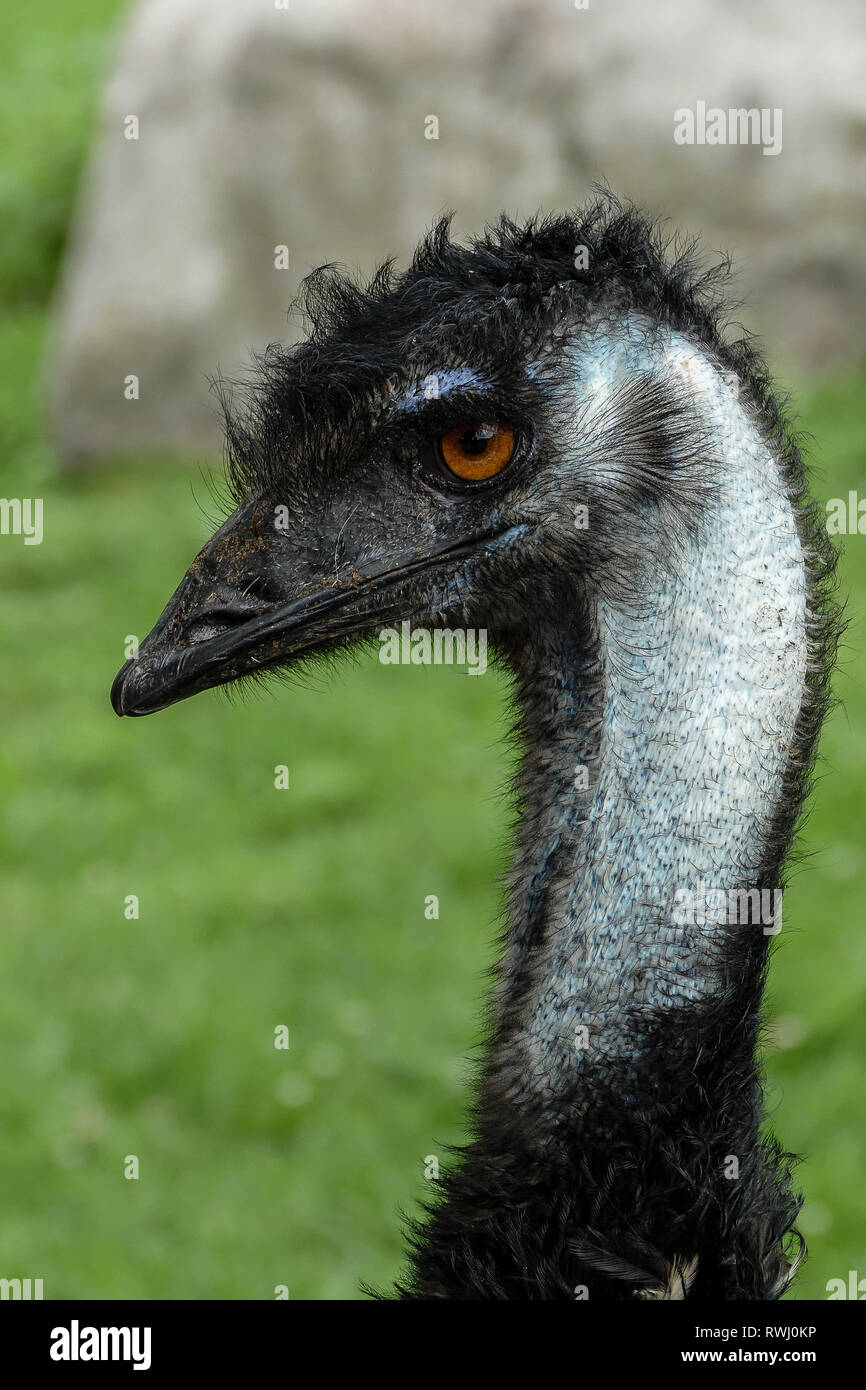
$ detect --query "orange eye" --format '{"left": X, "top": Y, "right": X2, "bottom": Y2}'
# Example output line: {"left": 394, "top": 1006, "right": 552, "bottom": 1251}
{"left": 439, "top": 422, "right": 516, "bottom": 481}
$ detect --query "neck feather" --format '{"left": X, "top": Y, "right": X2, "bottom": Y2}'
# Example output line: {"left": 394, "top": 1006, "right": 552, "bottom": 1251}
{"left": 492, "top": 324, "right": 807, "bottom": 1110}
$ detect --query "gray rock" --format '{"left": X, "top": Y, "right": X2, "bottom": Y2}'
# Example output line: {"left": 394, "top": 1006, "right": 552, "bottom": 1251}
{"left": 48, "top": 0, "right": 866, "bottom": 464}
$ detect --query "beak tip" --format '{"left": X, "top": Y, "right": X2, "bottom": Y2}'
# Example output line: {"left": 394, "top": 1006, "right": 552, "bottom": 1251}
{"left": 110, "top": 663, "right": 133, "bottom": 717}
{"left": 110, "top": 653, "right": 191, "bottom": 717}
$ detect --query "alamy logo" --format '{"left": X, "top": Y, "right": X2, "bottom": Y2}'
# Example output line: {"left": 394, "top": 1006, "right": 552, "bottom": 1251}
{"left": 0, "top": 497, "right": 43, "bottom": 545}
{"left": 50, "top": 1320, "right": 152, "bottom": 1371}
{"left": 826, "top": 1271, "right": 866, "bottom": 1299}
{"left": 674, "top": 102, "right": 782, "bottom": 156}
{"left": 674, "top": 879, "right": 782, "bottom": 934}
{"left": 378, "top": 620, "right": 488, "bottom": 675}
{"left": 0, "top": 1276, "right": 43, "bottom": 1299}
{"left": 826, "top": 492, "right": 866, "bottom": 535}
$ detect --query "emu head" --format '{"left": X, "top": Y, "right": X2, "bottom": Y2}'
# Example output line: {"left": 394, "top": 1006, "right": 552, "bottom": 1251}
{"left": 110, "top": 212, "right": 717, "bottom": 717}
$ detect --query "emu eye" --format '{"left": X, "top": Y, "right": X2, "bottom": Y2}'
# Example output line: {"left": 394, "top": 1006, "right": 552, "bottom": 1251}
{"left": 438, "top": 422, "right": 515, "bottom": 482}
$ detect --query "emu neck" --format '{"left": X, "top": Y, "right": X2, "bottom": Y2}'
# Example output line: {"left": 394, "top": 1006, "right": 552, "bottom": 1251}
{"left": 493, "top": 329, "right": 807, "bottom": 1111}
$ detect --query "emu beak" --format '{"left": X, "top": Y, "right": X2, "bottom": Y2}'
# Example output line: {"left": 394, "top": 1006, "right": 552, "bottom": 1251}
{"left": 110, "top": 503, "right": 517, "bottom": 717}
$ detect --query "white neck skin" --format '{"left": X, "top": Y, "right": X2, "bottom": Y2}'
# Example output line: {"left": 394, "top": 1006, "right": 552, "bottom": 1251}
{"left": 494, "top": 321, "right": 808, "bottom": 1103}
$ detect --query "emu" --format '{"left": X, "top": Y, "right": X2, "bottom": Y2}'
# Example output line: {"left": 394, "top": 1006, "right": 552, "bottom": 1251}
{"left": 111, "top": 197, "right": 838, "bottom": 1300}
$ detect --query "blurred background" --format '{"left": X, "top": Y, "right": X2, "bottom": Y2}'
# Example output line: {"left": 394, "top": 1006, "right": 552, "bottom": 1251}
{"left": 1, "top": 0, "right": 864, "bottom": 1299}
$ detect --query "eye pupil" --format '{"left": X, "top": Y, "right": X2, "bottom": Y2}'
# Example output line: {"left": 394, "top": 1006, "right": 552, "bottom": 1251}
{"left": 460, "top": 426, "right": 495, "bottom": 455}
{"left": 439, "top": 421, "right": 515, "bottom": 482}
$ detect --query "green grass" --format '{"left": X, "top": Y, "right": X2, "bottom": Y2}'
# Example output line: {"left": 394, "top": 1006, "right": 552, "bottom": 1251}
{"left": 1, "top": 0, "right": 865, "bottom": 1301}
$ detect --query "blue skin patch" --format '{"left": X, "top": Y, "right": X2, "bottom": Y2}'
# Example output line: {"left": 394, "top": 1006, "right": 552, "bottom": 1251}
{"left": 390, "top": 366, "right": 490, "bottom": 416}
{"left": 390, "top": 360, "right": 555, "bottom": 422}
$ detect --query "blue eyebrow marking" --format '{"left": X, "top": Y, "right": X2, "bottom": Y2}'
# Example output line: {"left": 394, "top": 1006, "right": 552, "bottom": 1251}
{"left": 389, "top": 366, "right": 490, "bottom": 416}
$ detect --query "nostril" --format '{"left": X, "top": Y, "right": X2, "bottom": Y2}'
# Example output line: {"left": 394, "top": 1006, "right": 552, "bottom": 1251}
{"left": 180, "top": 582, "right": 275, "bottom": 648}
{"left": 183, "top": 610, "right": 251, "bottom": 646}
